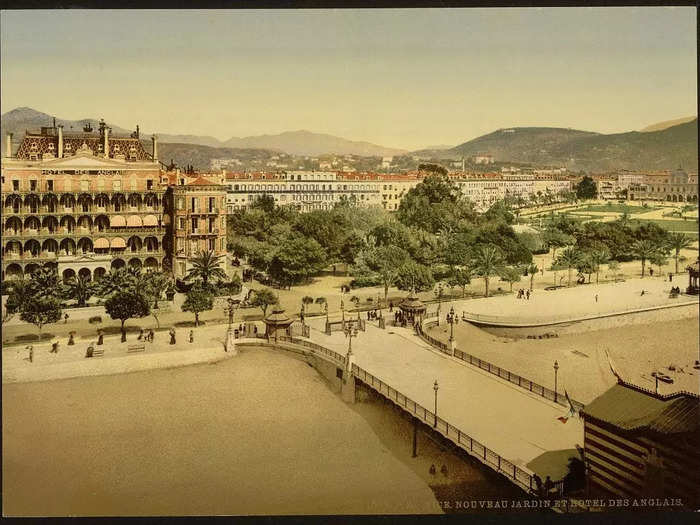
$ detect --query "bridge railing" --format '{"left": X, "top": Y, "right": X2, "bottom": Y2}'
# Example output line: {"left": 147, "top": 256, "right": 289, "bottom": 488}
{"left": 351, "top": 363, "right": 540, "bottom": 495}
{"left": 276, "top": 335, "right": 347, "bottom": 366}
{"left": 418, "top": 316, "right": 585, "bottom": 412}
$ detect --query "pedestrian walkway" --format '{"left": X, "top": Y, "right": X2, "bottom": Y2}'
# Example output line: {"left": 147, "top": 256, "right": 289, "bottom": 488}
{"left": 305, "top": 317, "right": 583, "bottom": 480}
{"left": 1, "top": 323, "right": 248, "bottom": 384}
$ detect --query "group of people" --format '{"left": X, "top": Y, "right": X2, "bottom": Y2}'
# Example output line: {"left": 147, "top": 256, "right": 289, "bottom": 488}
{"left": 365, "top": 310, "right": 380, "bottom": 321}
{"left": 670, "top": 286, "right": 682, "bottom": 296}
{"left": 137, "top": 329, "right": 156, "bottom": 342}
{"left": 394, "top": 310, "right": 412, "bottom": 327}
{"left": 516, "top": 288, "right": 531, "bottom": 300}
{"left": 532, "top": 474, "right": 556, "bottom": 497}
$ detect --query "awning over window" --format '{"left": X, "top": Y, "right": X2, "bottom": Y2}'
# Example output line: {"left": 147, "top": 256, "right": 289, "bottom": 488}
{"left": 94, "top": 238, "right": 110, "bottom": 249}
{"left": 111, "top": 237, "right": 126, "bottom": 249}
{"left": 127, "top": 215, "right": 142, "bottom": 227}
{"left": 110, "top": 215, "right": 126, "bottom": 227}
{"left": 143, "top": 214, "right": 158, "bottom": 226}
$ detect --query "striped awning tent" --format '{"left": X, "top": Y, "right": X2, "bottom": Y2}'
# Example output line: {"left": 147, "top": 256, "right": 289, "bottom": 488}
{"left": 143, "top": 215, "right": 158, "bottom": 226}
{"left": 94, "top": 238, "right": 109, "bottom": 249}
{"left": 110, "top": 237, "right": 126, "bottom": 249}
{"left": 110, "top": 215, "right": 126, "bottom": 227}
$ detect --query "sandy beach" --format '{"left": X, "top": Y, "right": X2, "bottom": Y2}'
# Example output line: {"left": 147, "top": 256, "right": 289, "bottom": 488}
{"left": 3, "top": 347, "right": 450, "bottom": 516}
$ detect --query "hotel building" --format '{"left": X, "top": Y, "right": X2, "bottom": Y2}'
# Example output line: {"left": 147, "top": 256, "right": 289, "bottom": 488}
{"left": 2, "top": 122, "right": 168, "bottom": 282}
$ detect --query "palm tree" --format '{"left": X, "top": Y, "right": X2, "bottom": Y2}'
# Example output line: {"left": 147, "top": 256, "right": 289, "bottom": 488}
{"left": 185, "top": 250, "right": 228, "bottom": 286}
{"left": 587, "top": 248, "right": 610, "bottom": 284}
{"left": 607, "top": 260, "right": 621, "bottom": 282}
{"left": 471, "top": 244, "right": 505, "bottom": 298}
{"left": 555, "top": 247, "right": 583, "bottom": 287}
{"left": 631, "top": 239, "right": 659, "bottom": 278}
{"left": 96, "top": 268, "right": 133, "bottom": 297}
{"left": 526, "top": 263, "right": 538, "bottom": 291}
{"left": 66, "top": 275, "right": 95, "bottom": 307}
{"left": 667, "top": 232, "right": 692, "bottom": 274}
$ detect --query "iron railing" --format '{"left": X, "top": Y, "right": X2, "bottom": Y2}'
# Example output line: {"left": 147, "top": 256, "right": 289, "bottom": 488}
{"left": 418, "top": 316, "right": 585, "bottom": 412}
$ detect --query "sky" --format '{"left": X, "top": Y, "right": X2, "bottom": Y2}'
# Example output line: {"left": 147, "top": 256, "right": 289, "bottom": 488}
{"left": 0, "top": 8, "right": 696, "bottom": 150}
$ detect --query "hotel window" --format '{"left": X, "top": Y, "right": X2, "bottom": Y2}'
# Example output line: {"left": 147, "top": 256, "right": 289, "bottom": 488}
{"left": 147, "top": 180, "right": 153, "bottom": 190}
{"left": 178, "top": 217, "right": 185, "bottom": 230}
{"left": 208, "top": 238, "right": 215, "bottom": 251}
{"left": 47, "top": 180, "right": 54, "bottom": 191}
{"left": 30, "top": 180, "right": 37, "bottom": 191}
{"left": 191, "top": 197, "right": 197, "bottom": 212}
{"left": 113, "top": 179, "right": 121, "bottom": 190}
{"left": 12, "top": 180, "right": 20, "bottom": 191}
{"left": 191, "top": 217, "right": 198, "bottom": 232}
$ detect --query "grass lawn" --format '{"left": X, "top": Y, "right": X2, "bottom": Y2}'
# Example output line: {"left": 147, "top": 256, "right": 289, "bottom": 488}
{"left": 630, "top": 218, "right": 700, "bottom": 232}
{"left": 577, "top": 203, "right": 657, "bottom": 214}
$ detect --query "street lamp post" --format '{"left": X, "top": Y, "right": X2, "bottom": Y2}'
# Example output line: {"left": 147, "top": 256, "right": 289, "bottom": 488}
{"left": 553, "top": 360, "right": 559, "bottom": 403}
{"left": 446, "top": 306, "right": 456, "bottom": 356}
{"left": 343, "top": 323, "right": 359, "bottom": 382}
{"left": 433, "top": 380, "right": 439, "bottom": 428}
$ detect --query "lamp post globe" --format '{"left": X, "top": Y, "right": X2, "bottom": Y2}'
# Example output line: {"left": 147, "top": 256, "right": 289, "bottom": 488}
{"left": 553, "top": 360, "right": 559, "bottom": 403}
{"left": 433, "top": 380, "right": 439, "bottom": 428}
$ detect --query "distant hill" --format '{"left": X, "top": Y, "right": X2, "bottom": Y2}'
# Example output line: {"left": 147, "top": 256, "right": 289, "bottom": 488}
{"left": 222, "top": 130, "right": 407, "bottom": 157}
{"left": 151, "top": 143, "right": 283, "bottom": 171}
{"left": 437, "top": 121, "right": 697, "bottom": 172}
{"left": 1, "top": 107, "right": 407, "bottom": 158}
{"left": 640, "top": 116, "right": 697, "bottom": 133}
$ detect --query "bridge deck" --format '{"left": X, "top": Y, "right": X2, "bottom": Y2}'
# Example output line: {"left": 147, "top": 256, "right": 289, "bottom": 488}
{"left": 306, "top": 318, "right": 584, "bottom": 482}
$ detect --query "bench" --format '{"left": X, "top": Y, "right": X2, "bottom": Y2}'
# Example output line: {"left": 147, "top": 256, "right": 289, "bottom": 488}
{"left": 127, "top": 343, "right": 146, "bottom": 354}
{"left": 86, "top": 346, "right": 104, "bottom": 358}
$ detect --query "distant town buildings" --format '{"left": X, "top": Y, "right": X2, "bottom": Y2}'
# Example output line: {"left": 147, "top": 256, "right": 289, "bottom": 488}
{"left": 472, "top": 154, "right": 495, "bottom": 164}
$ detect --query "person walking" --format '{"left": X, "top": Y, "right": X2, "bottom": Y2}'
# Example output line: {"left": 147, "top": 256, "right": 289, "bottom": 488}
{"left": 526, "top": 289, "right": 530, "bottom": 300}
{"left": 595, "top": 294, "right": 598, "bottom": 303}
{"left": 189, "top": 330, "right": 194, "bottom": 343}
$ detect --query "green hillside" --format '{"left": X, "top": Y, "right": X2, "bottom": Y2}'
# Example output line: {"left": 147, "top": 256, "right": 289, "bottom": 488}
{"left": 444, "top": 120, "right": 698, "bottom": 172}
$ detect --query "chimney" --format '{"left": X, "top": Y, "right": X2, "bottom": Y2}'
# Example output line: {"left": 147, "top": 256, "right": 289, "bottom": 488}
{"left": 58, "top": 125, "right": 64, "bottom": 158}
{"left": 5, "top": 133, "right": 13, "bottom": 159}
{"left": 151, "top": 134, "right": 158, "bottom": 163}
{"left": 103, "top": 127, "right": 110, "bottom": 158}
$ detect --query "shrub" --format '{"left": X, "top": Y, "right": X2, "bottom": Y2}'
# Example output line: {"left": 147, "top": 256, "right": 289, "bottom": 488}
{"left": 89, "top": 316, "right": 102, "bottom": 324}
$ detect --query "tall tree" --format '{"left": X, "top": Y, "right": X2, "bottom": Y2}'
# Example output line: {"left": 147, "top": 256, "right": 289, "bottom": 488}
{"left": 555, "top": 247, "right": 583, "bottom": 287}
{"left": 631, "top": 239, "right": 660, "bottom": 278}
{"left": 27, "top": 266, "right": 64, "bottom": 299}
{"left": 65, "top": 275, "right": 96, "bottom": 307}
{"left": 104, "top": 291, "right": 150, "bottom": 342}
{"left": 449, "top": 267, "right": 473, "bottom": 298}
{"left": 395, "top": 261, "right": 435, "bottom": 293}
{"left": 20, "top": 297, "right": 62, "bottom": 339}
{"left": 575, "top": 176, "right": 597, "bottom": 200}
{"left": 181, "top": 285, "right": 214, "bottom": 327}
{"left": 499, "top": 266, "right": 523, "bottom": 292}
{"left": 666, "top": 232, "right": 692, "bottom": 274}
{"left": 586, "top": 248, "right": 610, "bottom": 284}
{"left": 97, "top": 268, "right": 135, "bottom": 297}
{"left": 363, "top": 245, "right": 411, "bottom": 300}
{"left": 471, "top": 244, "right": 505, "bottom": 298}
{"left": 526, "top": 263, "right": 539, "bottom": 291}
{"left": 185, "top": 250, "right": 228, "bottom": 286}
{"left": 250, "top": 288, "right": 277, "bottom": 316}
{"left": 268, "top": 236, "right": 327, "bottom": 287}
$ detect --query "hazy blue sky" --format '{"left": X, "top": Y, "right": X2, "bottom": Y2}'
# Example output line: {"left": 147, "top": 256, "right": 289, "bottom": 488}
{"left": 1, "top": 8, "right": 696, "bottom": 150}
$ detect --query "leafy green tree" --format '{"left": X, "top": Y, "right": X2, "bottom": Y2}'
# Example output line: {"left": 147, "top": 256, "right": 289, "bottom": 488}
{"left": 607, "top": 260, "right": 621, "bottom": 282}
{"left": 499, "top": 266, "right": 523, "bottom": 292}
{"left": 631, "top": 239, "right": 660, "bottom": 278}
{"left": 252, "top": 193, "right": 276, "bottom": 214}
{"left": 362, "top": 245, "right": 411, "bottom": 300}
{"left": 97, "top": 268, "right": 135, "bottom": 297}
{"left": 20, "top": 297, "right": 62, "bottom": 339}
{"left": 586, "top": 248, "right": 610, "bottom": 284}
{"left": 575, "top": 176, "right": 597, "bottom": 200}
{"left": 649, "top": 251, "right": 668, "bottom": 277}
{"left": 27, "top": 266, "right": 64, "bottom": 299}
{"left": 555, "top": 247, "right": 583, "bottom": 287}
{"left": 666, "top": 232, "right": 692, "bottom": 274}
{"left": 339, "top": 230, "right": 367, "bottom": 274}
{"left": 471, "top": 244, "right": 505, "bottom": 298}
{"left": 268, "top": 236, "right": 327, "bottom": 287}
{"left": 449, "top": 267, "right": 473, "bottom": 297}
{"left": 4, "top": 279, "right": 32, "bottom": 321}
{"left": 65, "top": 275, "right": 96, "bottom": 307}
{"left": 526, "top": 263, "right": 539, "bottom": 291}
{"left": 418, "top": 163, "right": 448, "bottom": 176}
{"left": 250, "top": 288, "right": 277, "bottom": 316}
{"left": 185, "top": 250, "right": 228, "bottom": 286}
{"left": 542, "top": 229, "right": 575, "bottom": 260}
{"left": 395, "top": 261, "right": 435, "bottom": 293}
{"left": 104, "top": 291, "right": 150, "bottom": 342}
{"left": 181, "top": 285, "right": 214, "bottom": 327}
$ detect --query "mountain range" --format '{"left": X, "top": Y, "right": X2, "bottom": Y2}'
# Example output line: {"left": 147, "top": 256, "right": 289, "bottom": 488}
{"left": 1, "top": 107, "right": 697, "bottom": 172}
{"left": 0, "top": 107, "right": 406, "bottom": 157}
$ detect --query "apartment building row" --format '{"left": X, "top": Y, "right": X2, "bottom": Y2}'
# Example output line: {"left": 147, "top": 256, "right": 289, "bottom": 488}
{"left": 224, "top": 170, "right": 572, "bottom": 213}
{"left": 1, "top": 127, "right": 227, "bottom": 282}
{"left": 594, "top": 169, "right": 698, "bottom": 202}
